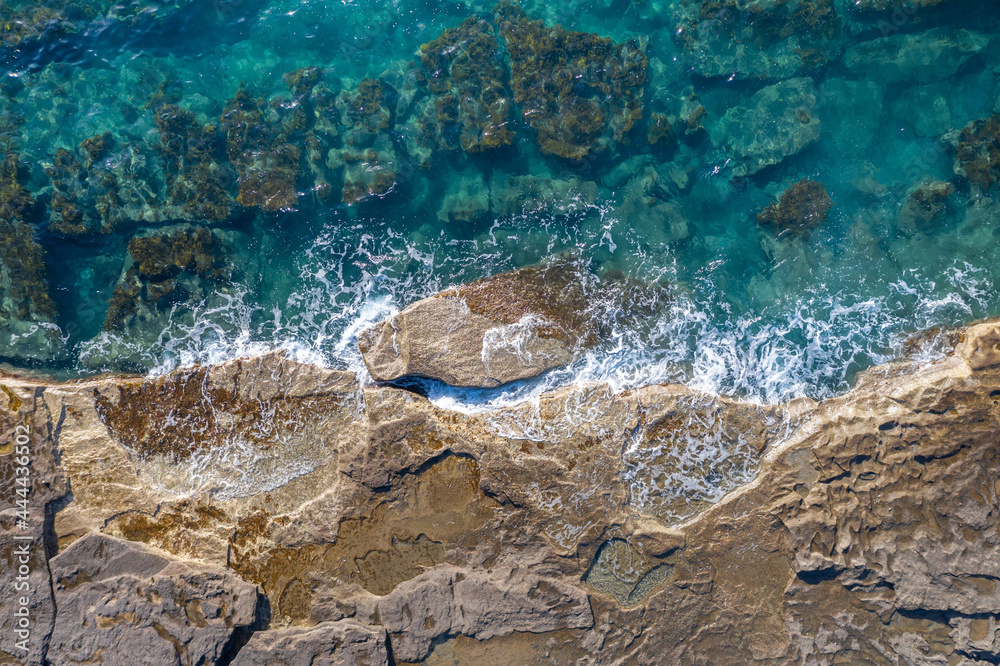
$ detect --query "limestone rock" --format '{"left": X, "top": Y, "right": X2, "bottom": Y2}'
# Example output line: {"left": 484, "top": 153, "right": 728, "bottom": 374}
{"left": 359, "top": 262, "right": 594, "bottom": 387}
{"left": 233, "top": 619, "right": 388, "bottom": 666}
{"left": 8, "top": 316, "right": 1000, "bottom": 662}
{"left": 0, "top": 382, "right": 68, "bottom": 665}
{"left": 47, "top": 533, "right": 261, "bottom": 665}
{"left": 359, "top": 565, "right": 593, "bottom": 662}
{"left": 711, "top": 77, "right": 820, "bottom": 177}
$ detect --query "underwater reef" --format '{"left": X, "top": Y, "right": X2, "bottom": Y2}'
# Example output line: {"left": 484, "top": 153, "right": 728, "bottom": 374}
{"left": 0, "top": 0, "right": 996, "bottom": 373}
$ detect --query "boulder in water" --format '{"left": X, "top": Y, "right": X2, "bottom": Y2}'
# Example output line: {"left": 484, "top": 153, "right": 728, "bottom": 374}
{"left": 359, "top": 262, "right": 596, "bottom": 388}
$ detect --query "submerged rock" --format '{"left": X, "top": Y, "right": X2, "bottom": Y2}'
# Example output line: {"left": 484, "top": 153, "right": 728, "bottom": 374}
{"left": 0, "top": 154, "right": 63, "bottom": 362}
{"left": 711, "top": 77, "right": 820, "bottom": 176}
{"left": 947, "top": 113, "right": 1000, "bottom": 190}
{"left": 437, "top": 169, "right": 490, "bottom": 223}
{"left": 221, "top": 85, "right": 301, "bottom": 212}
{"left": 489, "top": 172, "right": 598, "bottom": 218}
{"left": 898, "top": 178, "right": 955, "bottom": 232}
{"left": 359, "top": 261, "right": 594, "bottom": 387}
{"left": 845, "top": 27, "right": 989, "bottom": 84}
{"left": 82, "top": 223, "right": 255, "bottom": 372}
{"left": 672, "top": 0, "right": 840, "bottom": 80}
{"left": 415, "top": 18, "right": 513, "bottom": 156}
{"left": 757, "top": 179, "right": 833, "bottom": 236}
{"left": 495, "top": 2, "right": 647, "bottom": 161}
{"left": 102, "top": 224, "right": 233, "bottom": 334}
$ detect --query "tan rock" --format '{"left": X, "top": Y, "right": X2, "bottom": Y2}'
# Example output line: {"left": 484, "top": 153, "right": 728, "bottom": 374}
{"left": 233, "top": 619, "right": 388, "bottom": 666}
{"left": 47, "top": 533, "right": 260, "bottom": 665}
{"left": 359, "top": 261, "right": 594, "bottom": 387}
{"left": 3, "top": 320, "right": 1000, "bottom": 662}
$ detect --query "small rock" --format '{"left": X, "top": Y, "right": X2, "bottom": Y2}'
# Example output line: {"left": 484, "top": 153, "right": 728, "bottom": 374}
{"left": 757, "top": 180, "right": 833, "bottom": 237}
{"left": 898, "top": 178, "right": 955, "bottom": 231}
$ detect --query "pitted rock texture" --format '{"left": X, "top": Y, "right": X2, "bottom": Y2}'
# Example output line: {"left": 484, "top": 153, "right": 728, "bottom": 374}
{"left": 358, "top": 565, "right": 593, "bottom": 662}
{"left": 358, "top": 262, "right": 594, "bottom": 387}
{"left": 232, "top": 619, "right": 388, "bottom": 666}
{"left": 4, "top": 323, "right": 1000, "bottom": 662}
{"left": 48, "top": 533, "right": 260, "bottom": 665}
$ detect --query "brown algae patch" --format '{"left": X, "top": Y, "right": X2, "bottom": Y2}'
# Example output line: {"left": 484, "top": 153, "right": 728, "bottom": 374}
{"left": 437, "top": 261, "right": 594, "bottom": 345}
{"left": 93, "top": 363, "right": 341, "bottom": 462}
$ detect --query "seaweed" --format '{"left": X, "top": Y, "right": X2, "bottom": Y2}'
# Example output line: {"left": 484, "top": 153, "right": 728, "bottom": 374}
{"left": 685, "top": 0, "right": 838, "bottom": 49}
{"left": 899, "top": 179, "right": 954, "bottom": 229}
{"left": 494, "top": 2, "right": 647, "bottom": 160}
{"left": 220, "top": 85, "right": 301, "bottom": 211}
{"left": 0, "top": 152, "right": 33, "bottom": 221}
{"left": 953, "top": 114, "right": 1000, "bottom": 190}
{"left": 418, "top": 18, "right": 512, "bottom": 154}
{"left": 104, "top": 227, "right": 231, "bottom": 331}
{"left": 757, "top": 179, "right": 832, "bottom": 236}
{"left": 0, "top": 0, "right": 108, "bottom": 49}
{"left": 153, "top": 104, "right": 234, "bottom": 221}
{"left": 647, "top": 113, "right": 674, "bottom": 147}
{"left": 0, "top": 154, "right": 57, "bottom": 324}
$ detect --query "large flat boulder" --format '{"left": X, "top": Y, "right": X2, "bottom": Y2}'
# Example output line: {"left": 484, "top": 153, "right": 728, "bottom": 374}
{"left": 711, "top": 77, "right": 820, "bottom": 177}
{"left": 845, "top": 27, "right": 989, "bottom": 85}
{"left": 358, "top": 262, "right": 595, "bottom": 388}
{"left": 47, "top": 533, "right": 261, "bottom": 665}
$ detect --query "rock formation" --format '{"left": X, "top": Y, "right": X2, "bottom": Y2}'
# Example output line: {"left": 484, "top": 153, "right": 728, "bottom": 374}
{"left": 358, "top": 261, "right": 598, "bottom": 387}
{"left": 711, "top": 77, "right": 821, "bottom": 177}
{"left": 4, "top": 316, "right": 1000, "bottom": 662}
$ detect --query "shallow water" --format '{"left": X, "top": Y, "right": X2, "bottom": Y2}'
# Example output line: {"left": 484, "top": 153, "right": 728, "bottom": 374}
{"left": 1, "top": 0, "right": 999, "bottom": 409}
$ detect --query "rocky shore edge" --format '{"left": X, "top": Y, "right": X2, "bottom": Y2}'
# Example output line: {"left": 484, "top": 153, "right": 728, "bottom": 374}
{"left": 1, "top": 318, "right": 999, "bottom": 664}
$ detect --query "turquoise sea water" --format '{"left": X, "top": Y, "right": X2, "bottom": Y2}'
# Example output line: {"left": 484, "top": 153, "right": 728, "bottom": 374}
{"left": 1, "top": 0, "right": 999, "bottom": 408}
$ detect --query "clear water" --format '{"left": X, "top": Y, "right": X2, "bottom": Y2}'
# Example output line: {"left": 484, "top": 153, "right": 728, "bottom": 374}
{"left": 2, "top": 0, "right": 999, "bottom": 410}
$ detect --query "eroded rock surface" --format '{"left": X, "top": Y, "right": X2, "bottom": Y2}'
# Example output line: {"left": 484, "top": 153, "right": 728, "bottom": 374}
{"left": 3, "top": 321, "right": 1000, "bottom": 662}
{"left": 358, "top": 262, "right": 595, "bottom": 387}
{"left": 711, "top": 77, "right": 821, "bottom": 177}
{"left": 48, "top": 533, "right": 261, "bottom": 666}
{"left": 233, "top": 619, "right": 388, "bottom": 666}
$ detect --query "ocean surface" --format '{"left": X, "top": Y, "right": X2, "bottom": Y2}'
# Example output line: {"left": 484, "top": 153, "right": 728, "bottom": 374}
{"left": 1, "top": 0, "right": 999, "bottom": 411}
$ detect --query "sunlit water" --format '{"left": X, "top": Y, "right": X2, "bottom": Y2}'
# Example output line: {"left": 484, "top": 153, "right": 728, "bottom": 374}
{"left": 1, "top": 0, "right": 998, "bottom": 415}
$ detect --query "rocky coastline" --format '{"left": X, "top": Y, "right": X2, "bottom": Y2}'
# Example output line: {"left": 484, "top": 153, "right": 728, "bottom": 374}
{"left": 1, "top": 313, "right": 999, "bottom": 663}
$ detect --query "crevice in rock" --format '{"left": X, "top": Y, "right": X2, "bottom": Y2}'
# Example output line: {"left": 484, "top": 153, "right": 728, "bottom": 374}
{"left": 796, "top": 568, "right": 840, "bottom": 585}
{"left": 217, "top": 588, "right": 271, "bottom": 666}
{"left": 385, "top": 631, "right": 398, "bottom": 666}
